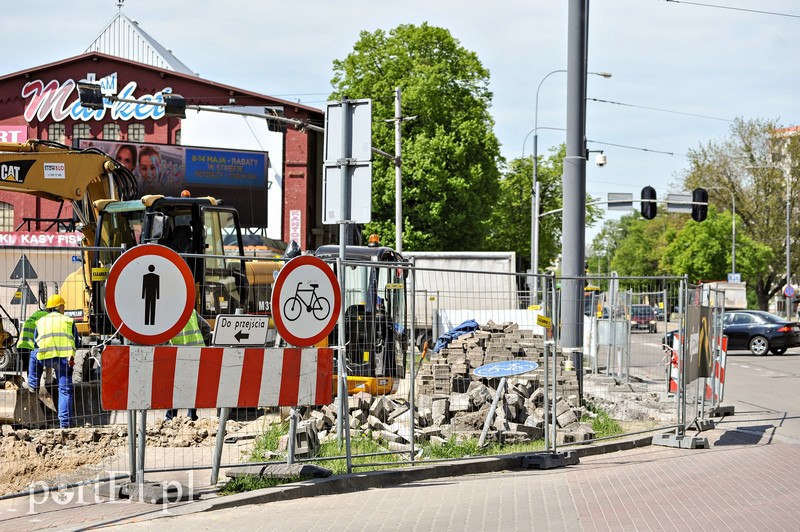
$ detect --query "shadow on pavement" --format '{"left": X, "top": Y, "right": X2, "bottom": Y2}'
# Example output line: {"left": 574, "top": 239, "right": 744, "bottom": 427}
{"left": 713, "top": 425, "right": 773, "bottom": 446}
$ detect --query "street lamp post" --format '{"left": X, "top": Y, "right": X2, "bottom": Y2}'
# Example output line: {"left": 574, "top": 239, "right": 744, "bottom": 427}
{"left": 706, "top": 186, "right": 736, "bottom": 275}
{"left": 747, "top": 164, "right": 791, "bottom": 317}
{"left": 529, "top": 69, "right": 610, "bottom": 304}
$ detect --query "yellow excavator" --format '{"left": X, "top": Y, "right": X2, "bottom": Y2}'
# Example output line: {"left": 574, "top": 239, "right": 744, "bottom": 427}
{"left": 316, "top": 236, "right": 409, "bottom": 396}
{"left": 0, "top": 140, "right": 278, "bottom": 423}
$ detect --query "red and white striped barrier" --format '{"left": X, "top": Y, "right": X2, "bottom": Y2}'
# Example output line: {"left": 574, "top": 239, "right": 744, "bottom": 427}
{"left": 705, "top": 336, "right": 727, "bottom": 402}
{"left": 101, "top": 346, "right": 333, "bottom": 410}
{"left": 668, "top": 333, "right": 681, "bottom": 394}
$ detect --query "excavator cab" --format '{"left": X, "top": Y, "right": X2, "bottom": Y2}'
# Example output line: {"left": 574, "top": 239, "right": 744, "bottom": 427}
{"left": 316, "top": 240, "right": 408, "bottom": 395}
{"left": 90, "top": 195, "right": 250, "bottom": 334}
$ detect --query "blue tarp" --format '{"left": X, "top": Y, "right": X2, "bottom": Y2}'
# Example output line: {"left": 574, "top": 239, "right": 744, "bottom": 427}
{"left": 433, "top": 319, "right": 479, "bottom": 353}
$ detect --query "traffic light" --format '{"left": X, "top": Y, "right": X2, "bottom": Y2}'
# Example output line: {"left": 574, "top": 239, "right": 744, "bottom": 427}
{"left": 641, "top": 186, "right": 657, "bottom": 219}
{"left": 692, "top": 187, "right": 708, "bottom": 222}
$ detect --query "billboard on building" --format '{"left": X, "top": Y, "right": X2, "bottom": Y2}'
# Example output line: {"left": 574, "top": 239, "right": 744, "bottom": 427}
{"left": 77, "top": 139, "right": 269, "bottom": 228}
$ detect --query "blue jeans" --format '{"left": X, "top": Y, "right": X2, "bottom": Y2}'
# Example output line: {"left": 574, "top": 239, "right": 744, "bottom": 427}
{"left": 166, "top": 409, "right": 197, "bottom": 421}
{"left": 28, "top": 353, "right": 73, "bottom": 428}
{"left": 26, "top": 349, "right": 40, "bottom": 389}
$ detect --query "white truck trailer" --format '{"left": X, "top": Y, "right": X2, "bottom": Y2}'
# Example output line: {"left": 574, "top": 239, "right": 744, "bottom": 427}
{"left": 404, "top": 251, "right": 528, "bottom": 349}
{"left": 701, "top": 281, "right": 747, "bottom": 310}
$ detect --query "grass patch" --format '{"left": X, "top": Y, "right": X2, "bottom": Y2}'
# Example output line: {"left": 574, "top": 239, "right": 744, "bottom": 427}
{"left": 315, "top": 433, "right": 402, "bottom": 475}
{"left": 220, "top": 401, "right": 626, "bottom": 494}
{"left": 249, "top": 420, "right": 289, "bottom": 462}
{"left": 218, "top": 474, "right": 301, "bottom": 495}
{"left": 582, "top": 403, "right": 624, "bottom": 438}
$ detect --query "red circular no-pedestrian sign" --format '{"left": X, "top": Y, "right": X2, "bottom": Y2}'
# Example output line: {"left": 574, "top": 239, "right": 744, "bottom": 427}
{"left": 105, "top": 244, "right": 195, "bottom": 345}
{"left": 272, "top": 255, "right": 340, "bottom": 347}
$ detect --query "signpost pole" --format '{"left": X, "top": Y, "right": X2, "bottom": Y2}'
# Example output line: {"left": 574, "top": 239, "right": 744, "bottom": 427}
{"left": 478, "top": 377, "right": 506, "bottom": 447}
{"left": 473, "top": 360, "right": 539, "bottom": 447}
{"left": 136, "top": 410, "right": 147, "bottom": 485}
{"left": 210, "top": 407, "right": 230, "bottom": 485}
{"left": 128, "top": 411, "right": 136, "bottom": 482}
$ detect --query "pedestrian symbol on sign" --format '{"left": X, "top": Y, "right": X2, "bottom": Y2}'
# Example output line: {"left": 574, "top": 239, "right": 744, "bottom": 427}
{"left": 142, "top": 264, "right": 160, "bottom": 326}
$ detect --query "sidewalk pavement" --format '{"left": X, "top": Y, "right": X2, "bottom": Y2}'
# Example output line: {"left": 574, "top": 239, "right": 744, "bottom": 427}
{"left": 1, "top": 404, "right": 796, "bottom": 531}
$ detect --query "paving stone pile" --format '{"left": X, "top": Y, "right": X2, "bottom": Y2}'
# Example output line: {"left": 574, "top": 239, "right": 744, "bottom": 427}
{"left": 293, "top": 321, "right": 597, "bottom": 454}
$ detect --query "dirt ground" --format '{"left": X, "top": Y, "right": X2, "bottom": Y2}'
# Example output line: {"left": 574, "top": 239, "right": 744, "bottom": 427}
{"left": 0, "top": 373, "right": 675, "bottom": 497}
{"left": 0, "top": 417, "right": 233, "bottom": 496}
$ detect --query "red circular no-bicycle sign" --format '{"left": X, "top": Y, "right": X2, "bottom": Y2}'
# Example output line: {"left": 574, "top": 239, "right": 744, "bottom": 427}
{"left": 272, "top": 255, "right": 340, "bottom": 347}
{"left": 105, "top": 244, "right": 195, "bottom": 345}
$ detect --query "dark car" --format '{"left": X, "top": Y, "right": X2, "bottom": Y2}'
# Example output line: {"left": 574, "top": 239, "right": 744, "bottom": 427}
{"left": 630, "top": 304, "right": 657, "bottom": 333}
{"left": 722, "top": 310, "right": 800, "bottom": 355}
{"left": 662, "top": 328, "right": 678, "bottom": 351}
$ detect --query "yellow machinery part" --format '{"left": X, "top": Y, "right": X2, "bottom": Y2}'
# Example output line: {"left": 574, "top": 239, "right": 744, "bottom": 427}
{"left": 333, "top": 375, "right": 397, "bottom": 396}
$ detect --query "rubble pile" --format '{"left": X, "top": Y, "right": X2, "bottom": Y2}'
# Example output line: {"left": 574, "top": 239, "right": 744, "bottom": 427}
{"left": 296, "top": 321, "right": 597, "bottom": 449}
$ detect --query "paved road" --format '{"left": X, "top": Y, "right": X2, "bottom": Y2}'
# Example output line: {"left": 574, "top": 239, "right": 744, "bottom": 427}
{"left": 5, "top": 338, "right": 800, "bottom": 530}
{"left": 106, "top": 345, "right": 800, "bottom": 532}
{"left": 111, "top": 423, "right": 800, "bottom": 532}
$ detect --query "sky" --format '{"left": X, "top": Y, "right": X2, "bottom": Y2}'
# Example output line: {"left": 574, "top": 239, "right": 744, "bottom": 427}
{"left": 5, "top": 0, "right": 800, "bottom": 248}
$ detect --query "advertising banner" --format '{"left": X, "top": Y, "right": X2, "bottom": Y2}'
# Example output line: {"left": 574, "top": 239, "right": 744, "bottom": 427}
{"left": 685, "top": 304, "right": 714, "bottom": 383}
{"left": 78, "top": 139, "right": 268, "bottom": 227}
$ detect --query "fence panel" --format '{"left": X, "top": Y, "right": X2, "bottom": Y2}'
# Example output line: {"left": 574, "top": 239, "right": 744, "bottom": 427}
{"left": 557, "top": 274, "right": 683, "bottom": 436}
{"left": 0, "top": 247, "right": 691, "bottom": 496}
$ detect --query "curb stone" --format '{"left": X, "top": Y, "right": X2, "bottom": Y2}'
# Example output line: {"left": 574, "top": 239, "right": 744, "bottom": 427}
{"left": 142, "top": 434, "right": 654, "bottom": 521}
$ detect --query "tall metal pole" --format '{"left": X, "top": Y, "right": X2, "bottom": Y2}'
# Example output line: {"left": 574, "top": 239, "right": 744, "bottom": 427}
{"left": 532, "top": 70, "right": 565, "bottom": 305}
{"left": 787, "top": 167, "right": 792, "bottom": 319}
{"left": 561, "top": 0, "right": 588, "bottom": 349}
{"left": 532, "top": 181, "right": 541, "bottom": 302}
{"left": 732, "top": 192, "right": 736, "bottom": 275}
{"left": 708, "top": 186, "right": 736, "bottom": 275}
{"left": 394, "top": 87, "right": 403, "bottom": 253}
{"left": 336, "top": 99, "right": 353, "bottom": 471}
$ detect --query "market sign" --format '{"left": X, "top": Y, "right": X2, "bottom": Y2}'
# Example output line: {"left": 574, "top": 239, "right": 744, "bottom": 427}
{"left": 22, "top": 72, "right": 174, "bottom": 123}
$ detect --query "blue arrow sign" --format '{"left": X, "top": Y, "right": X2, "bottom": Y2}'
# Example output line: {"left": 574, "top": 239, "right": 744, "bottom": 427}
{"left": 473, "top": 360, "right": 539, "bottom": 378}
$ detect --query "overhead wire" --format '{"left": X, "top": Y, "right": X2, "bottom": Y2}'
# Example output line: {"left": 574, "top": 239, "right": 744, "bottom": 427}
{"left": 588, "top": 98, "right": 733, "bottom": 122}
{"left": 664, "top": 0, "right": 800, "bottom": 19}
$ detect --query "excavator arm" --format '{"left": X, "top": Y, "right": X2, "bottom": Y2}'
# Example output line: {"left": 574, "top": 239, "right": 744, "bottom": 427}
{"left": 0, "top": 140, "right": 139, "bottom": 335}
{"left": 0, "top": 139, "right": 138, "bottom": 209}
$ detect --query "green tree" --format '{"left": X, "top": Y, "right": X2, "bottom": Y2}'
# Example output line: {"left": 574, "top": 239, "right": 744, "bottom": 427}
{"left": 608, "top": 215, "right": 661, "bottom": 277}
{"left": 490, "top": 144, "right": 602, "bottom": 271}
{"left": 330, "top": 23, "right": 501, "bottom": 250}
{"left": 681, "top": 117, "right": 800, "bottom": 309}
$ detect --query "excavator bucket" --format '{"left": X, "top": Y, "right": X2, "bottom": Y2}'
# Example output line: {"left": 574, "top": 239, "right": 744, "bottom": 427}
{"left": 0, "top": 381, "right": 49, "bottom": 426}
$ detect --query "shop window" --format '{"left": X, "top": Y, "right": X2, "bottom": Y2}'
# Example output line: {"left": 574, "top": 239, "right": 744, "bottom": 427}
{"left": 73, "top": 123, "right": 91, "bottom": 142}
{"left": 0, "top": 202, "right": 13, "bottom": 231}
{"left": 128, "top": 123, "right": 145, "bottom": 142}
{"left": 47, "top": 123, "right": 66, "bottom": 144}
{"left": 102, "top": 123, "right": 121, "bottom": 141}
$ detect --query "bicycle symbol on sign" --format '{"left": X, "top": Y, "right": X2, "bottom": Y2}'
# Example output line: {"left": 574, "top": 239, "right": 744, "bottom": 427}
{"left": 283, "top": 282, "right": 331, "bottom": 322}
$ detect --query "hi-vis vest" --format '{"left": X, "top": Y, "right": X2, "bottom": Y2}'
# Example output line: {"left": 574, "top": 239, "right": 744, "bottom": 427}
{"left": 35, "top": 312, "right": 76, "bottom": 361}
{"left": 169, "top": 311, "right": 204, "bottom": 346}
{"left": 16, "top": 309, "right": 49, "bottom": 350}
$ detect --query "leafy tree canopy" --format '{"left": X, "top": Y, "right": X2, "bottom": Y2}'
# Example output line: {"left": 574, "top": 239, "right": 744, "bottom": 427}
{"left": 330, "top": 23, "right": 501, "bottom": 250}
{"left": 489, "top": 144, "right": 603, "bottom": 271}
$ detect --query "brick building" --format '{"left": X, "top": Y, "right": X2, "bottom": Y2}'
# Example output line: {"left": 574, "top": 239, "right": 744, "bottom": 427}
{"left": 0, "top": 12, "right": 328, "bottom": 250}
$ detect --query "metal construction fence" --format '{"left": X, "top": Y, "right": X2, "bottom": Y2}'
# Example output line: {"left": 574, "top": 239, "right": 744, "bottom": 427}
{"left": 0, "top": 245, "right": 725, "bottom": 497}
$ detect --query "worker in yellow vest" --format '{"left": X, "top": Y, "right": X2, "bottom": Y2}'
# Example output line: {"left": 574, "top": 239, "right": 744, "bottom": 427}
{"left": 19, "top": 308, "right": 49, "bottom": 387}
{"left": 165, "top": 309, "right": 210, "bottom": 422}
{"left": 33, "top": 294, "right": 81, "bottom": 429}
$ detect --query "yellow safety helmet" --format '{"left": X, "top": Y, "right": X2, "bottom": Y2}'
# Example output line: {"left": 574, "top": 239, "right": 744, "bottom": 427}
{"left": 46, "top": 294, "right": 66, "bottom": 309}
